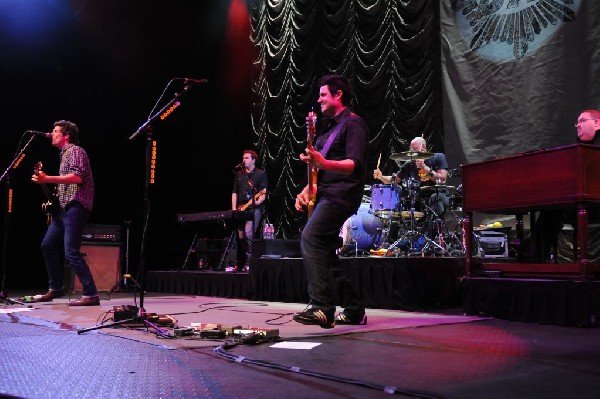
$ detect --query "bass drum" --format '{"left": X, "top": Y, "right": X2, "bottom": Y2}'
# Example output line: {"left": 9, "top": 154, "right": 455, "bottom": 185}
{"left": 339, "top": 203, "right": 384, "bottom": 255}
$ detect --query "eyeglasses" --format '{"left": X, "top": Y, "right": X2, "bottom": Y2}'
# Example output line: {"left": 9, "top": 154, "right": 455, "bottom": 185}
{"left": 575, "top": 118, "right": 597, "bottom": 127}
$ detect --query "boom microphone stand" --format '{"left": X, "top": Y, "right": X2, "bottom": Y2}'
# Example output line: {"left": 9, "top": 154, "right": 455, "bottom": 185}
{"left": 78, "top": 79, "right": 205, "bottom": 334}
{"left": 1, "top": 133, "right": 39, "bottom": 307}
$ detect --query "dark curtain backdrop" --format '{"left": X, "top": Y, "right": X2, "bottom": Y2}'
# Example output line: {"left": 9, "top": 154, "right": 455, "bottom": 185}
{"left": 249, "top": 0, "right": 443, "bottom": 239}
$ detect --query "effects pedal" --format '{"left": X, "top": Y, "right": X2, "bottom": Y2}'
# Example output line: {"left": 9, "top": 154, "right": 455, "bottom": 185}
{"left": 113, "top": 305, "right": 139, "bottom": 322}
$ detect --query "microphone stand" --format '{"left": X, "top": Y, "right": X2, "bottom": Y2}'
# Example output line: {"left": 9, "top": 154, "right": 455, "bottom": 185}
{"left": 0, "top": 134, "right": 37, "bottom": 307}
{"left": 79, "top": 83, "right": 197, "bottom": 334}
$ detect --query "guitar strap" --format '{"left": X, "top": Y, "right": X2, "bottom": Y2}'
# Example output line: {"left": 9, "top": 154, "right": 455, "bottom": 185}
{"left": 319, "top": 112, "right": 352, "bottom": 158}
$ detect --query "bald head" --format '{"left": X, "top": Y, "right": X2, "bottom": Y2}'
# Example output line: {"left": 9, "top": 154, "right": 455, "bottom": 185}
{"left": 410, "top": 137, "right": 427, "bottom": 152}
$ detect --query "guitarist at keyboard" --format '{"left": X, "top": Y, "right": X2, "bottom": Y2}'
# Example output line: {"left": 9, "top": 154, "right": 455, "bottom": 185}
{"left": 229, "top": 150, "right": 268, "bottom": 272}
{"left": 293, "top": 75, "right": 369, "bottom": 329}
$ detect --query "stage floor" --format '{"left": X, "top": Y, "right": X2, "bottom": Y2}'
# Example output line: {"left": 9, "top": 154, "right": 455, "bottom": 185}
{"left": 2, "top": 293, "right": 600, "bottom": 399}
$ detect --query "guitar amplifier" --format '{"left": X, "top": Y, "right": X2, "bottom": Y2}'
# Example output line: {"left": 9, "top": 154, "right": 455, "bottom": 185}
{"left": 81, "top": 224, "right": 121, "bottom": 243}
{"left": 73, "top": 242, "right": 121, "bottom": 292}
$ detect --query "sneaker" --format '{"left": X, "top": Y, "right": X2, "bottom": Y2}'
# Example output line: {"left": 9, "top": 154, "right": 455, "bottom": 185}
{"left": 293, "top": 307, "right": 335, "bottom": 329}
{"left": 224, "top": 266, "right": 239, "bottom": 272}
{"left": 335, "top": 311, "right": 367, "bottom": 325}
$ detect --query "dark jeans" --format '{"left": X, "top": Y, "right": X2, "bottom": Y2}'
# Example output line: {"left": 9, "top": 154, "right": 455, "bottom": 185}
{"left": 300, "top": 199, "right": 364, "bottom": 316}
{"left": 41, "top": 202, "right": 98, "bottom": 297}
{"left": 236, "top": 209, "right": 262, "bottom": 265}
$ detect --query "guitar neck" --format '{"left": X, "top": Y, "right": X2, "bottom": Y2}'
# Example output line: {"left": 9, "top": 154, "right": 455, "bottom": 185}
{"left": 40, "top": 183, "right": 53, "bottom": 200}
{"left": 239, "top": 189, "right": 266, "bottom": 211}
{"left": 306, "top": 110, "right": 317, "bottom": 219}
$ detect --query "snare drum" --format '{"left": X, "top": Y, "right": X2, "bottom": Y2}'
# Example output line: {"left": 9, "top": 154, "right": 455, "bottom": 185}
{"left": 399, "top": 179, "right": 425, "bottom": 219}
{"left": 339, "top": 203, "right": 384, "bottom": 254}
{"left": 399, "top": 198, "right": 425, "bottom": 219}
{"left": 370, "top": 184, "right": 401, "bottom": 217}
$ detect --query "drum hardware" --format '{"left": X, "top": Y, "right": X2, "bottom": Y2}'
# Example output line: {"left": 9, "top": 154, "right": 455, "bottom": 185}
{"left": 387, "top": 191, "right": 430, "bottom": 255}
{"left": 389, "top": 151, "right": 434, "bottom": 162}
{"left": 445, "top": 189, "right": 466, "bottom": 256}
{"left": 390, "top": 184, "right": 455, "bottom": 257}
{"left": 419, "top": 184, "right": 456, "bottom": 195}
{"left": 448, "top": 168, "right": 461, "bottom": 178}
{"left": 448, "top": 209, "right": 466, "bottom": 256}
{"left": 428, "top": 189, "right": 467, "bottom": 257}
{"left": 418, "top": 204, "right": 452, "bottom": 256}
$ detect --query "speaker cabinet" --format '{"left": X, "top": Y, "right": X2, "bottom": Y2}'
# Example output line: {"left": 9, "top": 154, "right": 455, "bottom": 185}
{"left": 72, "top": 243, "right": 121, "bottom": 292}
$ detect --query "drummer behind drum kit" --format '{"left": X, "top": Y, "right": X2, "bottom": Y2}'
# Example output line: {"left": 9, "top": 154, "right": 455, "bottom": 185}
{"left": 338, "top": 151, "right": 465, "bottom": 257}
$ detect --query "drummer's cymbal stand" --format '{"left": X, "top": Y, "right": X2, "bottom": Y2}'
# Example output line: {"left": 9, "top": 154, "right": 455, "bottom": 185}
{"left": 419, "top": 204, "right": 451, "bottom": 256}
{"left": 427, "top": 186, "right": 466, "bottom": 257}
{"left": 446, "top": 208, "right": 466, "bottom": 257}
{"left": 387, "top": 192, "right": 428, "bottom": 255}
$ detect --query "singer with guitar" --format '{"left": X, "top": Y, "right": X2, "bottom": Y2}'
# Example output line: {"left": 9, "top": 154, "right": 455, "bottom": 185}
{"left": 30, "top": 120, "right": 99, "bottom": 306}
{"left": 293, "top": 74, "right": 369, "bottom": 328}
{"left": 230, "top": 150, "right": 268, "bottom": 272}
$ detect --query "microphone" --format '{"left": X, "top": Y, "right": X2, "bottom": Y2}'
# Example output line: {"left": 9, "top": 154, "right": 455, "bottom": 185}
{"left": 232, "top": 163, "right": 243, "bottom": 173}
{"left": 27, "top": 131, "right": 51, "bottom": 138}
{"left": 181, "top": 78, "right": 208, "bottom": 85}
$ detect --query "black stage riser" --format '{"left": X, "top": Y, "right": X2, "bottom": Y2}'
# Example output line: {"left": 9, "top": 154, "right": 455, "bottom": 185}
{"left": 460, "top": 277, "right": 600, "bottom": 327}
{"left": 146, "top": 257, "right": 465, "bottom": 312}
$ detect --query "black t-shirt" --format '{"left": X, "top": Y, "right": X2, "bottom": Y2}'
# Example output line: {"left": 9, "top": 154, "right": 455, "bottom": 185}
{"left": 232, "top": 168, "right": 268, "bottom": 209}
{"left": 399, "top": 153, "right": 449, "bottom": 184}
{"left": 314, "top": 107, "right": 369, "bottom": 211}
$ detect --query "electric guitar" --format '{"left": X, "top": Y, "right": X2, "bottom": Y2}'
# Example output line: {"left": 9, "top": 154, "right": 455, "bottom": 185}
{"left": 306, "top": 109, "right": 317, "bottom": 218}
{"left": 33, "top": 161, "right": 59, "bottom": 225}
{"left": 237, "top": 188, "right": 267, "bottom": 211}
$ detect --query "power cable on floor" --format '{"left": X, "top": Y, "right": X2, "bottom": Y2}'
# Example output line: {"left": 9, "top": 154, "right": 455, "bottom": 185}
{"left": 213, "top": 345, "right": 445, "bottom": 398}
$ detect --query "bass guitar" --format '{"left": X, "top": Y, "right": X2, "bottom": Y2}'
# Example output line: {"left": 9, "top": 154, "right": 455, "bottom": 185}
{"left": 237, "top": 188, "right": 267, "bottom": 211}
{"left": 306, "top": 109, "right": 317, "bottom": 218}
{"left": 33, "top": 161, "right": 59, "bottom": 225}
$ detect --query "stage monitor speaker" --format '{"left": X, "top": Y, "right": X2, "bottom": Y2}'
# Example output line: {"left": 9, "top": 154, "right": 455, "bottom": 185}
{"left": 72, "top": 243, "right": 121, "bottom": 292}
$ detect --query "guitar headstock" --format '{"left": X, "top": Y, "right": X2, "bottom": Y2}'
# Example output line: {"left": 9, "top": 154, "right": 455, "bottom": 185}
{"left": 34, "top": 161, "right": 43, "bottom": 175}
{"left": 306, "top": 109, "right": 317, "bottom": 146}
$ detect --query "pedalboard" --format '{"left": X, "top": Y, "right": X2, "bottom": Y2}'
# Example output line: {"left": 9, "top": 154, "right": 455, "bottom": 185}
{"left": 185, "top": 322, "right": 279, "bottom": 340}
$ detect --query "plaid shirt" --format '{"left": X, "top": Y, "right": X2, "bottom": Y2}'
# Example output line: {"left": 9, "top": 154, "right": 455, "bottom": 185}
{"left": 58, "top": 144, "right": 94, "bottom": 211}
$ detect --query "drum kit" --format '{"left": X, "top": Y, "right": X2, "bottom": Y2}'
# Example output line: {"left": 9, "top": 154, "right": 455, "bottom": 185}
{"left": 338, "top": 151, "right": 465, "bottom": 257}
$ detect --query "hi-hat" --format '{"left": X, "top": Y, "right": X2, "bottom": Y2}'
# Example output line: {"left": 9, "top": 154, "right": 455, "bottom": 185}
{"left": 389, "top": 151, "right": 434, "bottom": 162}
{"left": 419, "top": 184, "right": 456, "bottom": 194}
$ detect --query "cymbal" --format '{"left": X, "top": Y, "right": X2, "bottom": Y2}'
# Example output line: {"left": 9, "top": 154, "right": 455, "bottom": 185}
{"left": 389, "top": 151, "right": 434, "bottom": 162}
{"left": 419, "top": 184, "right": 456, "bottom": 194}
